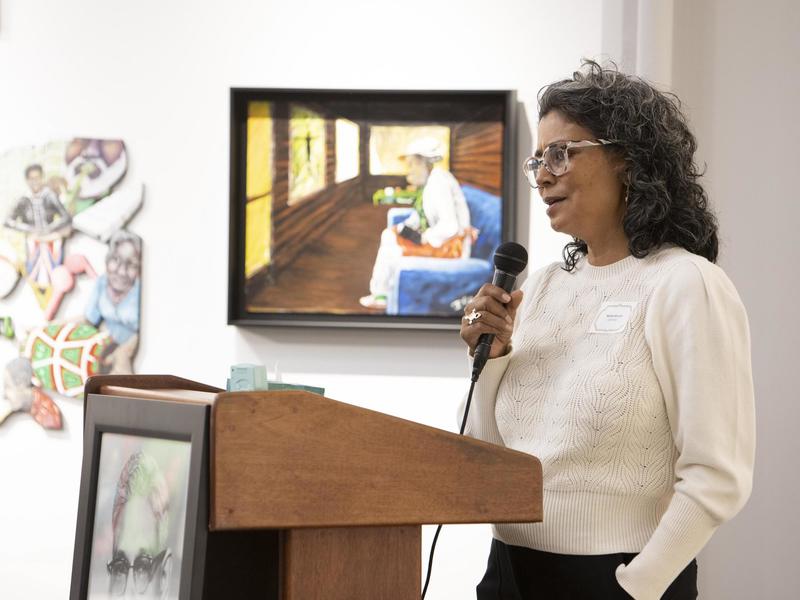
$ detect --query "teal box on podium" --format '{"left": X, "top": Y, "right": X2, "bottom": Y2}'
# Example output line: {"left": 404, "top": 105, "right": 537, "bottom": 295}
{"left": 226, "top": 363, "right": 324, "bottom": 395}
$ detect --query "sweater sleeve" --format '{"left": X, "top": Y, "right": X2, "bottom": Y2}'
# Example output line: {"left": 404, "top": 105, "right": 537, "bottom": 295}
{"left": 615, "top": 258, "right": 756, "bottom": 599}
{"left": 457, "top": 264, "right": 553, "bottom": 445}
{"left": 458, "top": 351, "right": 512, "bottom": 444}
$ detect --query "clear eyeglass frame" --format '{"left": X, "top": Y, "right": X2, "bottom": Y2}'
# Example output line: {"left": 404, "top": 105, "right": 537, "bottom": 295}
{"left": 522, "top": 139, "right": 615, "bottom": 188}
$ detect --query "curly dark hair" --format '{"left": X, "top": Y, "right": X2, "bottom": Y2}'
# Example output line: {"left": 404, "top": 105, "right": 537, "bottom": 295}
{"left": 538, "top": 60, "right": 718, "bottom": 271}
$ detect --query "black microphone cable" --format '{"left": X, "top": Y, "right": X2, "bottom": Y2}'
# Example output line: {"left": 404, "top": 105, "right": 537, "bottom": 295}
{"left": 420, "top": 377, "right": 477, "bottom": 599}
{"left": 421, "top": 242, "right": 527, "bottom": 599}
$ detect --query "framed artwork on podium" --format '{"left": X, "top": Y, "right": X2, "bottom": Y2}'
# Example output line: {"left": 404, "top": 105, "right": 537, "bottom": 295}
{"left": 227, "top": 88, "right": 518, "bottom": 330}
{"left": 69, "top": 394, "right": 210, "bottom": 600}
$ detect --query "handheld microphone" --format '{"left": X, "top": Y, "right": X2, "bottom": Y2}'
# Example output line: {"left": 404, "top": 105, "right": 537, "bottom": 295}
{"left": 471, "top": 242, "right": 528, "bottom": 382}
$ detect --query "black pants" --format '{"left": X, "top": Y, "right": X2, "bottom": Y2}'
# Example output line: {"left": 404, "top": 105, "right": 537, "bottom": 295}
{"left": 476, "top": 539, "right": 698, "bottom": 600}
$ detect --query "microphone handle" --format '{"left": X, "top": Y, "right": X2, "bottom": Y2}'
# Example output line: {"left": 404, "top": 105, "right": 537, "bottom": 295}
{"left": 471, "top": 270, "right": 517, "bottom": 381}
{"left": 491, "top": 269, "right": 517, "bottom": 292}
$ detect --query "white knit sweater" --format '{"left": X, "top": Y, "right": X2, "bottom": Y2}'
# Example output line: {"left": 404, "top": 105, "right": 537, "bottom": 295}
{"left": 463, "top": 246, "right": 755, "bottom": 600}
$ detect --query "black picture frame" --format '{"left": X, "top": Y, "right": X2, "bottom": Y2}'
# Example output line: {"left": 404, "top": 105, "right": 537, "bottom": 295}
{"left": 69, "top": 394, "right": 209, "bottom": 600}
{"left": 228, "top": 88, "right": 518, "bottom": 330}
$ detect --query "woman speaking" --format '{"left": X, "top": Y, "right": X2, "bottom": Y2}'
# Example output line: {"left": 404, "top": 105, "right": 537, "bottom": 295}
{"left": 460, "top": 61, "right": 755, "bottom": 600}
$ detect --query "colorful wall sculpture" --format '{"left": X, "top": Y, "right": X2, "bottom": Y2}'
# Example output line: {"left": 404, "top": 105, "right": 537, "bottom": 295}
{"left": 0, "top": 138, "right": 143, "bottom": 429}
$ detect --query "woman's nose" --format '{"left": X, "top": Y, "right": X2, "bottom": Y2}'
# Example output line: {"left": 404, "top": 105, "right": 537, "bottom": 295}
{"left": 534, "top": 163, "right": 555, "bottom": 189}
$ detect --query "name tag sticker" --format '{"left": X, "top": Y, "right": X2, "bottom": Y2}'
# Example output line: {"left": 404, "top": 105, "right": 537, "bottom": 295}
{"left": 590, "top": 301, "right": 637, "bottom": 334}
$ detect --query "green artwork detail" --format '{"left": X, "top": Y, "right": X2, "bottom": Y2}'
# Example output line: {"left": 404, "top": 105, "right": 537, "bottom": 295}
{"left": 62, "top": 369, "right": 83, "bottom": 390}
{"left": 60, "top": 347, "right": 82, "bottom": 366}
{"left": 68, "top": 323, "right": 98, "bottom": 340}
{"left": 45, "top": 324, "right": 61, "bottom": 337}
{"left": 32, "top": 339, "right": 54, "bottom": 360}
{"left": 371, "top": 187, "right": 428, "bottom": 231}
{"left": 372, "top": 187, "right": 421, "bottom": 206}
{"left": 35, "top": 366, "right": 54, "bottom": 389}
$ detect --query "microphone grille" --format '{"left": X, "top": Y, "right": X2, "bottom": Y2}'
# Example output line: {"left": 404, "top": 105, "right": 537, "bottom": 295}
{"left": 493, "top": 242, "right": 528, "bottom": 276}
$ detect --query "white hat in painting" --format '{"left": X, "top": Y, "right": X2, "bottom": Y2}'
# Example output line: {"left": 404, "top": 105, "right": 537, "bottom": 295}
{"left": 401, "top": 137, "right": 443, "bottom": 162}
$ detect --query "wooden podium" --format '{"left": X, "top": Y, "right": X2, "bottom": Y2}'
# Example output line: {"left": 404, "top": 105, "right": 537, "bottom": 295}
{"left": 83, "top": 375, "right": 542, "bottom": 599}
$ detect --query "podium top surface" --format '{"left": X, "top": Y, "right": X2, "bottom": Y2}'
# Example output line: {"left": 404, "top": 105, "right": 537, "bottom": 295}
{"left": 99, "top": 385, "right": 218, "bottom": 404}
{"left": 85, "top": 375, "right": 543, "bottom": 530}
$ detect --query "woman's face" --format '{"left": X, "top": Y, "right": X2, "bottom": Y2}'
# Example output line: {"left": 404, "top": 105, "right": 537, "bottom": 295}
{"left": 106, "top": 241, "right": 140, "bottom": 296}
{"left": 535, "top": 111, "right": 626, "bottom": 243}
{"left": 405, "top": 155, "right": 431, "bottom": 187}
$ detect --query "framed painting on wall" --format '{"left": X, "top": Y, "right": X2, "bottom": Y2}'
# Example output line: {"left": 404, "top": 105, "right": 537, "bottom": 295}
{"left": 69, "top": 393, "right": 209, "bottom": 600}
{"left": 228, "top": 88, "right": 518, "bottom": 329}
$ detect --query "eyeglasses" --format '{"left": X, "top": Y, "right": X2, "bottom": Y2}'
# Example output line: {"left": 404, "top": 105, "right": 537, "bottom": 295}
{"left": 522, "top": 139, "right": 615, "bottom": 188}
{"left": 107, "top": 549, "right": 167, "bottom": 596}
{"left": 107, "top": 255, "right": 140, "bottom": 275}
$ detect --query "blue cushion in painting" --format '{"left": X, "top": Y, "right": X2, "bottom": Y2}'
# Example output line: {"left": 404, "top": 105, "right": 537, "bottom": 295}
{"left": 384, "top": 184, "right": 503, "bottom": 316}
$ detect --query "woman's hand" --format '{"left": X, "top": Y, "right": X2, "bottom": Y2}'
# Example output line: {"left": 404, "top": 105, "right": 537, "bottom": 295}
{"left": 460, "top": 285, "right": 523, "bottom": 359}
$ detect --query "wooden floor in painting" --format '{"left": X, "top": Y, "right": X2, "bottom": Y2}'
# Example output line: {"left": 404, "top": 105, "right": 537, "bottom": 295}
{"left": 247, "top": 202, "right": 391, "bottom": 313}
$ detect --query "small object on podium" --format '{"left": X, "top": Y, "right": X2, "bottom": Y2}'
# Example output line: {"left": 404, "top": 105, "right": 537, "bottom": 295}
{"left": 227, "top": 363, "right": 268, "bottom": 392}
{"left": 265, "top": 381, "right": 325, "bottom": 395}
{"left": 226, "top": 363, "right": 324, "bottom": 395}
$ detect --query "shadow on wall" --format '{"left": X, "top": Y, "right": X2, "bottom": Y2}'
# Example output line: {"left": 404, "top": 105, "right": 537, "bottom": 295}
{"left": 517, "top": 102, "right": 533, "bottom": 253}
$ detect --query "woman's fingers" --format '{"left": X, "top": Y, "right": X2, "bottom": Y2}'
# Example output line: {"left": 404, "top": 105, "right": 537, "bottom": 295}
{"left": 506, "top": 289, "right": 524, "bottom": 321}
{"left": 460, "top": 285, "right": 523, "bottom": 354}
{"left": 471, "top": 284, "right": 515, "bottom": 317}
{"left": 465, "top": 310, "right": 512, "bottom": 339}
{"left": 470, "top": 294, "right": 513, "bottom": 325}
{"left": 475, "top": 283, "right": 512, "bottom": 305}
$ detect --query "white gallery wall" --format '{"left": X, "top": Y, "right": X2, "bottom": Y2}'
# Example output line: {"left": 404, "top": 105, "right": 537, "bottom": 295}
{"left": 669, "top": 0, "right": 800, "bottom": 597}
{"left": 3, "top": 1, "right": 798, "bottom": 599}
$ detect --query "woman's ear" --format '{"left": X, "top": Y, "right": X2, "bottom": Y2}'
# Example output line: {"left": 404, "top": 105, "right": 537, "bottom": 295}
{"left": 614, "top": 157, "right": 629, "bottom": 180}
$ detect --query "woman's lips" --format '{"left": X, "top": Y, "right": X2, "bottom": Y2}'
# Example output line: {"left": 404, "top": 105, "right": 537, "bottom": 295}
{"left": 545, "top": 196, "right": 566, "bottom": 216}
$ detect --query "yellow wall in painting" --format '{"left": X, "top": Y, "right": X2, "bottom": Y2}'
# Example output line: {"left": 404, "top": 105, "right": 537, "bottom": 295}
{"left": 246, "top": 196, "right": 270, "bottom": 277}
{"left": 245, "top": 101, "right": 273, "bottom": 278}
